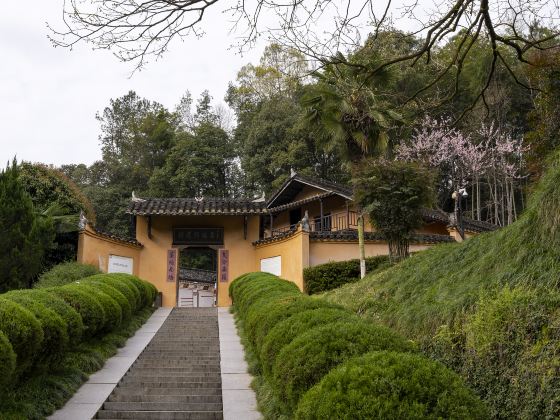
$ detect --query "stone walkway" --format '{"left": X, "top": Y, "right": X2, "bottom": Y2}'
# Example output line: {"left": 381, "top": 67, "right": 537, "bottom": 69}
{"left": 218, "top": 308, "right": 260, "bottom": 420}
{"left": 49, "top": 307, "right": 260, "bottom": 420}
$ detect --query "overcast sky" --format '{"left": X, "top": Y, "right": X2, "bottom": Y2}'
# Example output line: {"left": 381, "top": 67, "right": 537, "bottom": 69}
{"left": 0, "top": 2, "right": 265, "bottom": 167}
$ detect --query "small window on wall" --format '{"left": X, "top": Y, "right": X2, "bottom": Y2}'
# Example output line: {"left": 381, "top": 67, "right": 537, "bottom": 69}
{"left": 108, "top": 255, "right": 134, "bottom": 274}
{"left": 261, "top": 256, "right": 281, "bottom": 276}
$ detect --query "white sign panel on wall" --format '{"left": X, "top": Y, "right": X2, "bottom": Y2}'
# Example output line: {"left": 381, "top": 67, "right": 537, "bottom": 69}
{"left": 108, "top": 255, "right": 134, "bottom": 274}
{"left": 260, "top": 256, "right": 281, "bottom": 276}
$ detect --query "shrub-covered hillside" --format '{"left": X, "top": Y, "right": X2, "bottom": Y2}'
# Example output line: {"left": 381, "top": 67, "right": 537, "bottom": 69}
{"left": 323, "top": 152, "right": 560, "bottom": 419}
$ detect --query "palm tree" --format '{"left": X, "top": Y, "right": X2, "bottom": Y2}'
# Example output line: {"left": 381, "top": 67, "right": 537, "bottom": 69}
{"left": 302, "top": 52, "right": 403, "bottom": 277}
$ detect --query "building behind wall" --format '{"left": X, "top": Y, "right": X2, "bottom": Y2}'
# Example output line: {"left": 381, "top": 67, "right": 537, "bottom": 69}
{"left": 77, "top": 173, "right": 497, "bottom": 307}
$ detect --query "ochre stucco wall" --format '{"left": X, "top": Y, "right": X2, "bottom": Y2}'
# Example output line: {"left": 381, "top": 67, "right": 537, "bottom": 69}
{"left": 77, "top": 227, "right": 141, "bottom": 274}
{"left": 308, "top": 240, "right": 431, "bottom": 267}
{"left": 254, "top": 228, "right": 310, "bottom": 291}
{"left": 135, "top": 214, "right": 261, "bottom": 308}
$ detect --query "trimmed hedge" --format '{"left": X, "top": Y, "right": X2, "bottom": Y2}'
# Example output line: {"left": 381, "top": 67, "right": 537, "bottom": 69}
{"left": 230, "top": 272, "right": 487, "bottom": 418}
{"left": 107, "top": 273, "right": 157, "bottom": 308}
{"left": 245, "top": 295, "right": 344, "bottom": 352}
{"left": 87, "top": 274, "right": 142, "bottom": 312}
{"left": 295, "top": 351, "right": 488, "bottom": 419}
{"left": 80, "top": 285, "right": 123, "bottom": 332}
{"left": 260, "top": 307, "right": 352, "bottom": 377}
{"left": 81, "top": 279, "right": 132, "bottom": 321}
{"left": 48, "top": 285, "right": 107, "bottom": 338}
{"left": 0, "top": 273, "right": 158, "bottom": 415}
{"left": 272, "top": 320, "right": 416, "bottom": 410}
{"left": 303, "top": 255, "right": 390, "bottom": 294}
{"left": 0, "top": 298, "right": 44, "bottom": 375}
{"left": 3, "top": 292, "right": 69, "bottom": 364}
{"left": 229, "top": 272, "right": 300, "bottom": 317}
{"left": 35, "top": 262, "right": 101, "bottom": 288}
{"left": 0, "top": 331, "right": 16, "bottom": 389}
{"left": 4, "top": 289, "right": 84, "bottom": 345}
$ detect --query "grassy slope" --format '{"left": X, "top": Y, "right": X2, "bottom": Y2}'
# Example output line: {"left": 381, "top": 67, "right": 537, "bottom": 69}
{"left": 323, "top": 153, "right": 560, "bottom": 418}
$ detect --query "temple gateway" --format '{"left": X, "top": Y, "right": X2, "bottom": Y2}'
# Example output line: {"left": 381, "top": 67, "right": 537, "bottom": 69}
{"left": 77, "top": 173, "right": 495, "bottom": 307}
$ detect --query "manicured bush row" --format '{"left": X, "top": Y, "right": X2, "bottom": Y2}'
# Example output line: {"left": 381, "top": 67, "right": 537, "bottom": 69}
{"left": 49, "top": 285, "right": 107, "bottom": 338}
{"left": 273, "top": 320, "right": 416, "bottom": 410}
{"left": 0, "top": 331, "right": 16, "bottom": 389}
{"left": 5, "top": 289, "right": 84, "bottom": 345}
{"left": 3, "top": 292, "right": 69, "bottom": 365}
{"left": 0, "top": 272, "right": 157, "bottom": 388}
{"left": 295, "top": 351, "right": 489, "bottom": 420}
{"left": 230, "top": 272, "right": 486, "bottom": 418}
{"left": 0, "top": 298, "right": 44, "bottom": 376}
{"left": 259, "top": 307, "right": 356, "bottom": 377}
{"left": 81, "top": 278, "right": 133, "bottom": 321}
{"left": 244, "top": 295, "right": 345, "bottom": 352}
{"left": 303, "top": 255, "right": 390, "bottom": 294}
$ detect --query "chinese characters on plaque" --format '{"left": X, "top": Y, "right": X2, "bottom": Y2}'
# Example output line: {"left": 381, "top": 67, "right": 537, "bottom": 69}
{"left": 173, "top": 228, "right": 224, "bottom": 245}
{"left": 167, "top": 249, "right": 177, "bottom": 282}
{"left": 219, "top": 249, "right": 229, "bottom": 283}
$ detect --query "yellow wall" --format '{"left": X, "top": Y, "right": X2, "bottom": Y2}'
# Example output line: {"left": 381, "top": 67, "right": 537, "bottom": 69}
{"left": 77, "top": 226, "right": 141, "bottom": 274}
{"left": 254, "top": 226, "right": 309, "bottom": 291}
{"left": 309, "top": 240, "right": 431, "bottom": 267}
{"left": 135, "top": 214, "right": 261, "bottom": 308}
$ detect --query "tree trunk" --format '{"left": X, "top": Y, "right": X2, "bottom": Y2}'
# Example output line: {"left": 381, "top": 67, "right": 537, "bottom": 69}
{"left": 358, "top": 214, "right": 366, "bottom": 278}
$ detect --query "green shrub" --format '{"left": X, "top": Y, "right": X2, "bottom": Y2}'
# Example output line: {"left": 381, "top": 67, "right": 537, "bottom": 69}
{"left": 260, "top": 307, "right": 353, "bottom": 377}
{"left": 303, "top": 256, "right": 390, "bottom": 294}
{"left": 295, "top": 351, "right": 488, "bottom": 420}
{"left": 229, "top": 272, "right": 300, "bottom": 317}
{"left": 87, "top": 274, "right": 141, "bottom": 312}
{"left": 48, "top": 285, "right": 106, "bottom": 338}
{"left": 4, "top": 289, "right": 83, "bottom": 345}
{"left": 272, "top": 320, "right": 416, "bottom": 411}
{"left": 0, "top": 298, "right": 44, "bottom": 375}
{"left": 245, "top": 296, "right": 344, "bottom": 351}
{"left": 35, "top": 262, "right": 101, "bottom": 289}
{"left": 0, "top": 331, "right": 16, "bottom": 389}
{"left": 108, "top": 273, "right": 154, "bottom": 308}
{"left": 80, "top": 279, "right": 132, "bottom": 321}
{"left": 3, "top": 291, "right": 69, "bottom": 364}
{"left": 78, "top": 284, "right": 122, "bottom": 332}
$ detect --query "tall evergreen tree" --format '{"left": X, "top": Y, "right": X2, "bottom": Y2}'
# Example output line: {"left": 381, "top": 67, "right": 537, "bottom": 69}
{"left": 0, "top": 160, "right": 54, "bottom": 292}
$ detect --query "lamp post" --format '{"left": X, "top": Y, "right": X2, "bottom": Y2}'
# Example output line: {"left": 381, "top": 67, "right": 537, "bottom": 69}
{"left": 452, "top": 188, "right": 468, "bottom": 240}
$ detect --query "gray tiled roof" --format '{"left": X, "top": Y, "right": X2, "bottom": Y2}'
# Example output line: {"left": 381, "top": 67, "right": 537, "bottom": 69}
{"left": 309, "top": 230, "right": 456, "bottom": 244}
{"left": 127, "top": 198, "right": 267, "bottom": 216}
{"left": 421, "top": 208, "right": 498, "bottom": 233}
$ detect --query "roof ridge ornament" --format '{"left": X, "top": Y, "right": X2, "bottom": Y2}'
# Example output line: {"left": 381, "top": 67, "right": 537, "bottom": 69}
{"left": 131, "top": 191, "right": 146, "bottom": 202}
{"left": 290, "top": 168, "right": 297, "bottom": 178}
{"left": 195, "top": 196, "right": 204, "bottom": 202}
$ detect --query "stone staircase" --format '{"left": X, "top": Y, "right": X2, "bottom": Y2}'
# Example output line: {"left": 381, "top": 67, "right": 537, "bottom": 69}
{"left": 96, "top": 308, "right": 223, "bottom": 420}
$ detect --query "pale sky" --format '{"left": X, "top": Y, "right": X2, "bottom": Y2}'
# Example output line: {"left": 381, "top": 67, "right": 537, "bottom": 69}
{"left": 0, "top": 2, "right": 265, "bottom": 167}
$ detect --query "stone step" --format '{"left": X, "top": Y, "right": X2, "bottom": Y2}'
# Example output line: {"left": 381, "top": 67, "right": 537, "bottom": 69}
{"left": 120, "top": 378, "right": 222, "bottom": 387}
{"left": 136, "top": 355, "right": 221, "bottom": 361}
{"left": 135, "top": 357, "right": 221, "bottom": 363}
{"left": 103, "top": 402, "right": 223, "bottom": 411}
{"left": 113, "top": 387, "right": 222, "bottom": 396}
{"left": 109, "top": 394, "right": 222, "bottom": 403}
{"left": 132, "top": 365, "right": 221, "bottom": 371}
{"left": 124, "top": 372, "right": 222, "bottom": 380}
{"left": 96, "top": 410, "right": 223, "bottom": 419}
{"left": 97, "top": 307, "right": 223, "bottom": 419}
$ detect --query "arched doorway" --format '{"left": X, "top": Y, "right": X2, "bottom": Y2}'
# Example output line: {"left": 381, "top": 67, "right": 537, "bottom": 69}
{"left": 177, "top": 246, "right": 217, "bottom": 307}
